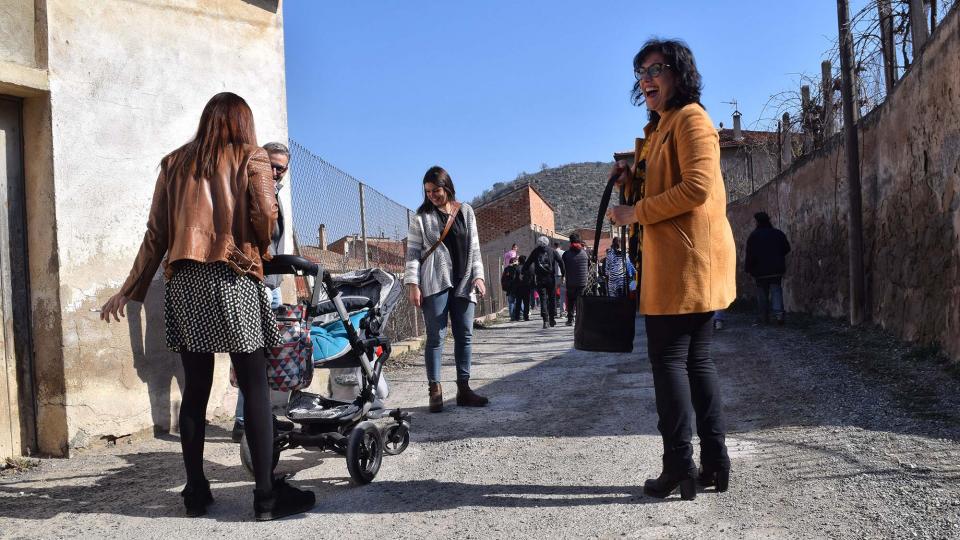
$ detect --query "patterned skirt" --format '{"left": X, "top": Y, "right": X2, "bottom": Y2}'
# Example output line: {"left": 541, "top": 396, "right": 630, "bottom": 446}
{"left": 164, "top": 261, "right": 282, "bottom": 354}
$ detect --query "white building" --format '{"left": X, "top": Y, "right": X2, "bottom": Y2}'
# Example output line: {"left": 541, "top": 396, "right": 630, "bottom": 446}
{"left": 0, "top": 0, "right": 290, "bottom": 458}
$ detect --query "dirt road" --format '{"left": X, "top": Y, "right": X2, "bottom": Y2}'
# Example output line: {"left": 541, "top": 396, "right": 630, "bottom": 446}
{"left": 1, "top": 311, "right": 958, "bottom": 539}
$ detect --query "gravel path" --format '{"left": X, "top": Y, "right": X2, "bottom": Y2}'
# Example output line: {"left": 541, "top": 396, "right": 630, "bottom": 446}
{"left": 1, "top": 311, "right": 958, "bottom": 539}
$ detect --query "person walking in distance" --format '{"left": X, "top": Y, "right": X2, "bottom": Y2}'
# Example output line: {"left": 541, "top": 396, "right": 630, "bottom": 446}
{"left": 553, "top": 241, "right": 566, "bottom": 318}
{"left": 515, "top": 254, "right": 533, "bottom": 321}
{"left": 502, "top": 243, "right": 519, "bottom": 315}
{"left": 604, "top": 237, "right": 635, "bottom": 297}
{"left": 744, "top": 211, "right": 791, "bottom": 325}
{"left": 522, "top": 236, "right": 565, "bottom": 329}
{"left": 607, "top": 39, "right": 737, "bottom": 500}
{"left": 404, "top": 166, "right": 489, "bottom": 413}
{"left": 561, "top": 232, "right": 589, "bottom": 326}
{"left": 500, "top": 256, "right": 522, "bottom": 321}
{"left": 99, "top": 93, "right": 315, "bottom": 520}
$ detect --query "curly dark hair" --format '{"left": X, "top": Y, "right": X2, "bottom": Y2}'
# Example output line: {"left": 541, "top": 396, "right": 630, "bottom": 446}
{"left": 630, "top": 38, "right": 703, "bottom": 123}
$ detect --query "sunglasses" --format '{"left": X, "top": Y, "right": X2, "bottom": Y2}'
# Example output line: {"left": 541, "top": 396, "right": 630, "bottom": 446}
{"left": 271, "top": 164, "right": 288, "bottom": 174}
{"left": 634, "top": 63, "right": 671, "bottom": 81}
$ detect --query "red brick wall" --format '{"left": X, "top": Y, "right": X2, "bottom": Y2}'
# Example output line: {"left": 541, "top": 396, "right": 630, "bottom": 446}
{"left": 528, "top": 190, "right": 556, "bottom": 236}
{"left": 475, "top": 188, "right": 533, "bottom": 244}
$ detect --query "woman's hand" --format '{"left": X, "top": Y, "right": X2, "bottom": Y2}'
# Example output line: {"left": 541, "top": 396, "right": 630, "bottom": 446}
{"left": 609, "top": 160, "right": 632, "bottom": 186}
{"left": 406, "top": 284, "right": 422, "bottom": 308}
{"left": 606, "top": 205, "right": 638, "bottom": 227}
{"left": 473, "top": 278, "right": 486, "bottom": 298}
{"left": 100, "top": 292, "right": 129, "bottom": 323}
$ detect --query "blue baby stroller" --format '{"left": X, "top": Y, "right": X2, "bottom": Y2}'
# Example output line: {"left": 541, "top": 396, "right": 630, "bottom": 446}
{"left": 239, "top": 255, "right": 411, "bottom": 485}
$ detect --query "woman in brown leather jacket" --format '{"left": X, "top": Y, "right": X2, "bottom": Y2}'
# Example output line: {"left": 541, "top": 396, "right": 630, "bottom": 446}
{"left": 100, "top": 93, "right": 314, "bottom": 521}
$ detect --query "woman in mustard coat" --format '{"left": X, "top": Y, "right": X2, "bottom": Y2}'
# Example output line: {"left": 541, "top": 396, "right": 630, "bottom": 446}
{"left": 608, "top": 39, "right": 736, "bottom": 500}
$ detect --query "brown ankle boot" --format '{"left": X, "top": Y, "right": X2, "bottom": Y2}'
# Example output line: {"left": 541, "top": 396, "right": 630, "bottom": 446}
{"left": 428, "top": 382, "right": 443, "bottom": 413}
{"left": 456, "top": 381, "right": 489, "bottom": 407}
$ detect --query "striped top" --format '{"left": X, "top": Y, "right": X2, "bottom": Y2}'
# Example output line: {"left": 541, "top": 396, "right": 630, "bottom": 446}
{"left": 404, "top": 203, "right": 485, "bottom": 302}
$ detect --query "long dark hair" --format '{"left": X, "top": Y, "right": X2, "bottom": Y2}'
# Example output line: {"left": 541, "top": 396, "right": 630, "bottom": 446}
{"left": 417, "top": 165, "right": 457, "bottom": 214}
{"left": 165, "top": 92, "right": 258, "bottom": 179}
{"left": 630, "top": 39, "right": 703, "bottom": 123}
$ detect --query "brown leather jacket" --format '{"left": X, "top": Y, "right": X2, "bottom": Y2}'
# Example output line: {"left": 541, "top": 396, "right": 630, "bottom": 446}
{"left": 120, "top": 144, "right": 279, "bottom": 302}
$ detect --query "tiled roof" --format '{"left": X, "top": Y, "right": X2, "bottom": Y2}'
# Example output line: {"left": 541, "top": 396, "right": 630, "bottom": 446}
{"left": 717, "top": 128, "right": 779, "bottom": 148}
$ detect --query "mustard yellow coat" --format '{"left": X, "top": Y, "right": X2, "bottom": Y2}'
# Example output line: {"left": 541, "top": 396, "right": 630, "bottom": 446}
{"left": 633, "top": 103, "right": 737, "bottom": 315}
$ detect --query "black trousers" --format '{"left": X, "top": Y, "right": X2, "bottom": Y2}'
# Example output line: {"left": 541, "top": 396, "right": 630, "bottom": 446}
{"left": 536, "top": 282, "right": 556, "bottom": 322}
{"left": 565, "top": 286, "right": 584, "bottom": 322}
{"left": 512, "top": 288, "right": 530, "bottom": 320}
{"left": 645, "top": 312, "right": 728, "bottom": 474}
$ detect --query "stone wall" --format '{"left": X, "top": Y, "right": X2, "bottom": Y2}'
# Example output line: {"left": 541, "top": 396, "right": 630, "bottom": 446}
{"left": 727, "top": 6, "right": 960, "bottom": 361}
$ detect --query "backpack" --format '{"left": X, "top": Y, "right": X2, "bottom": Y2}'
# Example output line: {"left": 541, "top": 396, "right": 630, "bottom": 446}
{"left": 500, "top": 266, "right": 519, "bottom": 292}
{"left": 534, "top": 249, "right": 553, "bottom": 282}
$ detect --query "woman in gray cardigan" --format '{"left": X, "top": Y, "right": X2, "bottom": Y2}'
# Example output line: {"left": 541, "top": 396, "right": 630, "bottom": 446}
{"left": 404, "top": 166, "right": 489, "bottom": 412}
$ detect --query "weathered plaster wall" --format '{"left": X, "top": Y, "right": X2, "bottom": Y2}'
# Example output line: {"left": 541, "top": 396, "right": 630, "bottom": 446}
{"left": 0, "top": 0, "right": 38, "bottom": 68}
{"left": 727, "top": 6, "right": 960, "bottom": 361}
{"left": 43, "top": 0, "right": 289, "bottom": 450}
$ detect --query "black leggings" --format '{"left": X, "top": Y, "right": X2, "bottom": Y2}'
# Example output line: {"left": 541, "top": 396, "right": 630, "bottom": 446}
{"left": 180, "top": 350, "right": 273, "bottom": 491}
{"left": 645, "top": 312, "right": 728, "bottom": 475}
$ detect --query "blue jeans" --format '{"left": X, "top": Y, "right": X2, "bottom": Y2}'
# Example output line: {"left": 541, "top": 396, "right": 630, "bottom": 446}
{"left": 755, "top": 276, "right": 784, "bottom": 322}
{"left": 422, "top": 288, "right": 476, "bottom": 383}
{"left": 508, "top": 294, "right": 517, "bottom": 320}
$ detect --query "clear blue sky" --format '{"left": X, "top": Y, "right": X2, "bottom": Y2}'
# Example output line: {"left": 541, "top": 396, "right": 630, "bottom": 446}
{"left": 284, "top": 1, "right": 851, "bottom": 210}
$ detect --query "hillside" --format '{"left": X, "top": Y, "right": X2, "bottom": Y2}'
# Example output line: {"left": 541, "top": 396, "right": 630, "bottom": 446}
{"left": 471, "top": 161, "right": 614, "bottom": 234}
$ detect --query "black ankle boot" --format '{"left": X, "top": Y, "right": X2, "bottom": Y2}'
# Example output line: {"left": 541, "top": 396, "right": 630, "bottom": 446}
{"left": 643, "top": 468, "right": 697, "bottom": 500}
{"left": 181, "top": 479, "right": 214, "bottom": 517}
{"left": 254, "top": 476, "right": 316, "bottom": 521}
{"left": 697, "top": 464, "right": 730, "bottom": 492}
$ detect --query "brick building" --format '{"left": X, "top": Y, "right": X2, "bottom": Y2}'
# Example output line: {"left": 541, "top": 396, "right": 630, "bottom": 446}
{"left": 473, "top": 183, "right": 569, "bottom": 282}
{"left": 474, "top": 184, "right": 559, "bottom": 245}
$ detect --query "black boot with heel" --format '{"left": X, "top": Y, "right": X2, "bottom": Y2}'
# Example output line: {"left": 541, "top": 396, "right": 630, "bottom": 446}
{"left": 643, "top": 468, "right": 698, "bottom": 500}
{"left": 698, "top": 464, "right": 730, "bottom": 492}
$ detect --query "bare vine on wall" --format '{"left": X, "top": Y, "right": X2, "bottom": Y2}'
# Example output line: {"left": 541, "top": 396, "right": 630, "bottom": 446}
{"left": 741, "top": 0, "right": 956, "bottom": 196}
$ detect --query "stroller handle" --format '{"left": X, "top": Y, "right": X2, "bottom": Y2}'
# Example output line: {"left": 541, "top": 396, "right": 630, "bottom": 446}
{"left": 264, "top": 254, "right": 322, "bottom": 278}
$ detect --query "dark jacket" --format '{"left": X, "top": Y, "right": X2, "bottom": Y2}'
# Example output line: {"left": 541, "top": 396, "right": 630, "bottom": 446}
{"left": 500, "top": 264, "right": 521, "bottom": 294}
{"left": 745, "top": 225, "right": 791, "bottom": 278}
{"left": 561, "top": 246, "right": 589, "bottom": 287}
{"left": 522, "top": 246, "right": 564, "bottom": 287}
{"left": 121, "top": 145, "right": 278, "bottom": 302}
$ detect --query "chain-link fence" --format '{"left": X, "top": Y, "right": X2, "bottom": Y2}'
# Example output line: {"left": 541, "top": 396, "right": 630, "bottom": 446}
{"left": 287, "top": 140, "right": 504, "bottom": 343}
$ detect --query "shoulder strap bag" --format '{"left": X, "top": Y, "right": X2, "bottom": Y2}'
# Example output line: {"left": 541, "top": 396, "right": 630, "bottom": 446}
{"left": 419, "top": 202, "right": 462, "bottom": 264}
{"left": 573, "top": 176, "right": 636, "bottom": 353}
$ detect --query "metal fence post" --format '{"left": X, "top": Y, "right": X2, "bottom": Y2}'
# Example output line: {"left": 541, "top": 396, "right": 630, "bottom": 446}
{"left": 358, "top": 182, "right": 370, "bottom": 268}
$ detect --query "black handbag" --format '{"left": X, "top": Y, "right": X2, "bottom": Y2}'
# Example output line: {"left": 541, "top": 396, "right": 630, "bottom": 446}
{"left": 573, "top": 175, "right": 636, "bottom": 353}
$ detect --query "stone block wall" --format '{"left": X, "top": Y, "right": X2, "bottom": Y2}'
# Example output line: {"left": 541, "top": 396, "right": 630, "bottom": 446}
{"left": 727, "top": 6, "right": 960, "bottom": 361}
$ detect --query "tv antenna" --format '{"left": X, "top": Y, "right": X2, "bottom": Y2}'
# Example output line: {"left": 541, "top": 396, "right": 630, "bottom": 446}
{"left": 721, "top": 99, "right": 740, "bottom": 115}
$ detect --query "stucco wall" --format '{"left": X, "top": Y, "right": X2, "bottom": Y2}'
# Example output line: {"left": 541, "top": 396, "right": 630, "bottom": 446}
{"left": 42, "top": 0, "right": 289, "bottom": 452}
{"left": 727, "top": 6, "right": 960, "bottom": 362}
{"left": 0, "top": 0, "right": 39, "bottom": 68}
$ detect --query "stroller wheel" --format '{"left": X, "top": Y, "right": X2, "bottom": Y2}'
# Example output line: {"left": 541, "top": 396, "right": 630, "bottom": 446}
{"left": 382, "top": 422, "right": 410, "bottom": 456}
{"left": 346, "top": 421, "right": 383, "bottom": 485}
{"left": 239, "top": 431, "right": 281, "bottom": 478}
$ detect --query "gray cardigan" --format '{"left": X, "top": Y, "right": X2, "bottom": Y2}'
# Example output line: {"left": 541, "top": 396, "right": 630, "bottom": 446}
{"left": 404, "top": 203, "right": 485, "bottom": 302}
